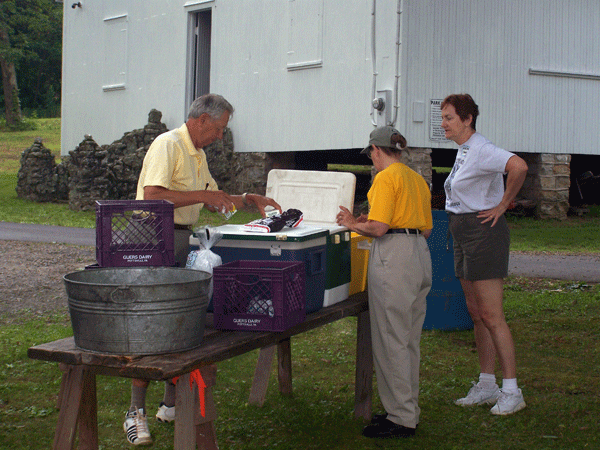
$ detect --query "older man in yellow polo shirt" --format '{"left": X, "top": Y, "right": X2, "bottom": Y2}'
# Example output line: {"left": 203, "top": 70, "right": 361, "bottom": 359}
{"left": 136, "top": 93, "right": 281, "bottom": 269}
{"left": 124, "top": 93, "right": 281, "bottom": 446}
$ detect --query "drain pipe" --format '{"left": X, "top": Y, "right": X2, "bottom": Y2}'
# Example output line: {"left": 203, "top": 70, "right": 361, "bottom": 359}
{"left": 390, "top": 0, "right": 403, "bottom": 126}
{"left": 370, "top": 0, "right": 403, "bottom": 127}
{"left": 370, "top": 0, "right": 378, "bottom": 126}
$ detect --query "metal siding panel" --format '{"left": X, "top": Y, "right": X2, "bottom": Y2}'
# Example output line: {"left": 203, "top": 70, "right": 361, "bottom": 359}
{"left": 401, "top": 0, "right": 600, "bottom": 155}
{"left": 61, "top": 0, "right": 600, "bottom": 156}
{"left": 212, "top": 0, "right": 374, "bottom": 152}
{"left": 61, "top": 0, "right": 190, "bottom": 154}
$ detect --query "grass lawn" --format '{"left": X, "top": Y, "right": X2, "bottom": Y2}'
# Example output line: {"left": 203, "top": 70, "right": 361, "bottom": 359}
{"left": 1, "top": 278, "right": 599, "bottom": 449}
{"left": 0, "top": 118, "right": 61, "bottom": 173}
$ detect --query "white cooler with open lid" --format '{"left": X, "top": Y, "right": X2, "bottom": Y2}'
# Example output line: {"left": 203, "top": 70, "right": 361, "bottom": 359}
{"left": 201, "top": 169, "right": 356, "bottom": 313}
{"left": 265, "top": 169, "right": 356, "bottom": 307}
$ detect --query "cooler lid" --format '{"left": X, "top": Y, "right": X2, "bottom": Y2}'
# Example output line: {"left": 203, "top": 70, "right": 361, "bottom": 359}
{"left": 266, "top": 169, "right": 356, "bottom": 227}
{"left": 213, "top": 224, "right": 329, "bottom": 242}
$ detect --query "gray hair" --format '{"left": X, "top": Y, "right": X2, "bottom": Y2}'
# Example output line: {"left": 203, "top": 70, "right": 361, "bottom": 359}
{"left": 187, "top": 93, "right": 234, "bottom": 120}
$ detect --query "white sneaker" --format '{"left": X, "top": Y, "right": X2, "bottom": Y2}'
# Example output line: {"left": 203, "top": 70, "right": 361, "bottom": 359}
{"left": 156, "top": 402, "right": 176, "bottom": 423}
{"left": 123, "top": 408, "right": 152, "bottom": 446}
{"left": 490, "top": 389, "right": 527, "bottom": 415}
{"left": 455, "top": 381, "right": 500, "bottom": 406}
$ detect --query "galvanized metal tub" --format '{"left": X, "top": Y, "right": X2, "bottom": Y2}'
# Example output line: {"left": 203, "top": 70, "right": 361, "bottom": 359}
{"left": 64, "top": 267, "right": 211, "bottom": 355}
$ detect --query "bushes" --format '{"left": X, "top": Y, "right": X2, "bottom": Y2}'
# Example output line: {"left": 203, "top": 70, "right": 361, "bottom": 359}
{"left": 0, "top": 116, "right": 38, "bottom": 132}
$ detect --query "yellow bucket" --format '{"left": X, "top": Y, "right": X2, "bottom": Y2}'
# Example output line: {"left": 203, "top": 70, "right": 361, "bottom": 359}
{"left": 349, "top": 233, "right": 371, "bottom": 295}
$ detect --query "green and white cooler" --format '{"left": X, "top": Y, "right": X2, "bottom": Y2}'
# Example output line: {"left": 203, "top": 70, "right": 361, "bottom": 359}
{"left": 195, "top": 170, "right": 355, "bottom": 313}
{"left": 206, "top": 224, "right": 328, "bottom": 313}
{"left": 265, "top": 169, "right": 355, "bottom": 308}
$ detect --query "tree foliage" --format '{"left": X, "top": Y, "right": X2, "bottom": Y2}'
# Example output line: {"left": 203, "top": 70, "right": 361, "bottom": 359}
{"left": 0, "top": 0, "right": 62, "bottom": 120}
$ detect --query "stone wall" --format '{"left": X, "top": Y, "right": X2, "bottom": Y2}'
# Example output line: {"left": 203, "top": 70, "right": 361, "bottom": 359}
{"left": 401, "top": 147, "right": 433, "bottom": 188}
{"left": 204, "top": 128, "right": 269, "bottom": 196}
{"left": 16, "top": 109, "right": 170, "bottom": 210}
{"left": 16, "top": 138, "right": 60, "bottom": 203}
{"left": 521, "top": 153, "right": 571, "bottom": 220}
{"left": 16, "top": 109, "right": 269, "bottom": 210}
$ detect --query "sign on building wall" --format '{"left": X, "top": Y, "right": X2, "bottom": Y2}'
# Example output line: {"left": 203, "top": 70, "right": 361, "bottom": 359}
{"left": 429, "top": 99, "right": 449, "bottom": 142}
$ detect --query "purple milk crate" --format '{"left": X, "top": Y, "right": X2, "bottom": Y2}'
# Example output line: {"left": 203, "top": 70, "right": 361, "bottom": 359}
{"left": 212, "top": 260, "right": 306, "bottom": 332}
{"left": 95, "top": 200, "right": 175, "bottom": 268}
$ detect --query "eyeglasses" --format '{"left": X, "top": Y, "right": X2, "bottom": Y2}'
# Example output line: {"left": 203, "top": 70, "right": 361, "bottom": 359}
{"left": 366, "top": 146, "right": 373, "bottom": 159}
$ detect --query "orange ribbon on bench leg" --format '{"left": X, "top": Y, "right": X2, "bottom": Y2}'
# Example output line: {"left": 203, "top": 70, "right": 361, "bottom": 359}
{"left": 172, "top": 369, "right": 207, "bottom": 417}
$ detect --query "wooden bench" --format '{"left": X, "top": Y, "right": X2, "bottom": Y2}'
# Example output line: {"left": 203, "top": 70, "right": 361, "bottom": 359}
{"left": 28, "top": 292, "right": 372, "bottom": 450}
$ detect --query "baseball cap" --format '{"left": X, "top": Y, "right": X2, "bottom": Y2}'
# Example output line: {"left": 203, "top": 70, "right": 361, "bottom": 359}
{"left": 361, "top": 126, "right": 403, "bottom": 154}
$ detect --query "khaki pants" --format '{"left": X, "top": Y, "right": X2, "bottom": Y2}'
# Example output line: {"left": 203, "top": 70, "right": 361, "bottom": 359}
{"left": 367, "top": 233, "right": 432, "bottom": 428}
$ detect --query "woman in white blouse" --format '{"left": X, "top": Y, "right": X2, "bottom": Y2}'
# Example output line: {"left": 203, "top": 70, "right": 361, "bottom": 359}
{"left": 441, "top": 93, "right": 528, "bottom": 416}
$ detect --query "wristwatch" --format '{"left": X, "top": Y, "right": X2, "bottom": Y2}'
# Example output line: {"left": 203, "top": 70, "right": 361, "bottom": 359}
{"left": 242, "top": 192, "right": 250, "bottom": 206}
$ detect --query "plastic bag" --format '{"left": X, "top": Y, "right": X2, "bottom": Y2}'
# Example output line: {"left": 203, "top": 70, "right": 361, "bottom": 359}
{"left": 186, "top": 226, "right": 223, "bottom": 299}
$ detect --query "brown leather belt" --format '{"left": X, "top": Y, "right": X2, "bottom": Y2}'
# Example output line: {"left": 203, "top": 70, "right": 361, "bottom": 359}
{"left": 174, "top": 224, "right": 192, "bottom": 230}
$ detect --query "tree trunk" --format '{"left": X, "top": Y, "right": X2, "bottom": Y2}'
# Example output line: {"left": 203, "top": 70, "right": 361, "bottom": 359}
{"left": 0, "top": 28, "right": 22, "bottom": 126}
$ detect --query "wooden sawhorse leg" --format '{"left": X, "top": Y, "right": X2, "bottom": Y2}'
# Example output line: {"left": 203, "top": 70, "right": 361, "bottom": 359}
{"left": 174, "top": 364, "right": 219, "bottom": 450}
{"left": 354, "top": 309, "right": 373, "bottom": 420}
{"left": 53, "top": 364, "right": 98, "bottom": 450}
{"left": 248, "top": 338, "right": 292, "bottom": 407}
{"left": 247, "top": 312, "right": 373, "bottom": 420}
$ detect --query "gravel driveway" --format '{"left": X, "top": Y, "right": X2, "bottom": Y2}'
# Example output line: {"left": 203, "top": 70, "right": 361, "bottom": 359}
{"left": 0, "top": 240, "right": 95, "bottom": 320}
{"left": 509, "top": 252, "right": 600, "bottom": 283}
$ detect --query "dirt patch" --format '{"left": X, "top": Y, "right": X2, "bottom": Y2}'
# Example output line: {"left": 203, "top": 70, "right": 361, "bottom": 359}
{"left": 0, "top": 240, "right": 95, "bottom": 321}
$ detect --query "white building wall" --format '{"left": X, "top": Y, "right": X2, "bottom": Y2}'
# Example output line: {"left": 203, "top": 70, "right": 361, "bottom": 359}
{"left": 61, "top": 0, "right": 191, "bottom": 154}
{"left": 60, "top": 0, "right": 600, "bottom": 156}
{"left": 61, "top": 0, "right": 378, "bottom": 155}
{"left": 400, "top": 0, "right": 600, "bottom": 155}
{"left": 205, "top": 0, "right": 376, "bottom": 153}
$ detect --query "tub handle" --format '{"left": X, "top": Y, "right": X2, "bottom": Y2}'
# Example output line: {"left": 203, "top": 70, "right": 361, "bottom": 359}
{"left": 109, "top": 286, "right": 137, "bottom": 304}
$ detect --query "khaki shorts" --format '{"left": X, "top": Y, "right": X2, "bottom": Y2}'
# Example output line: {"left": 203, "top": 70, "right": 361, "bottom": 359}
{"left": 448, "top": 212, "right": 509, "bottom": 281}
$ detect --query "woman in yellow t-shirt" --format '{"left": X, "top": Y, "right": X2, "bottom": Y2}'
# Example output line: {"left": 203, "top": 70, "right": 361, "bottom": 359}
{"left": 336, "top": 126, "right": 432, "bottom": 439}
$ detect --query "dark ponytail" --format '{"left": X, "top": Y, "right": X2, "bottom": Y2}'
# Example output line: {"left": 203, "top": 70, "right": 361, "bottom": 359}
{"left": 378, "top": 132, "right": 408, "bottom": 158}
{"left": 391, "top": 132, "right": 407, "bottom": 150}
